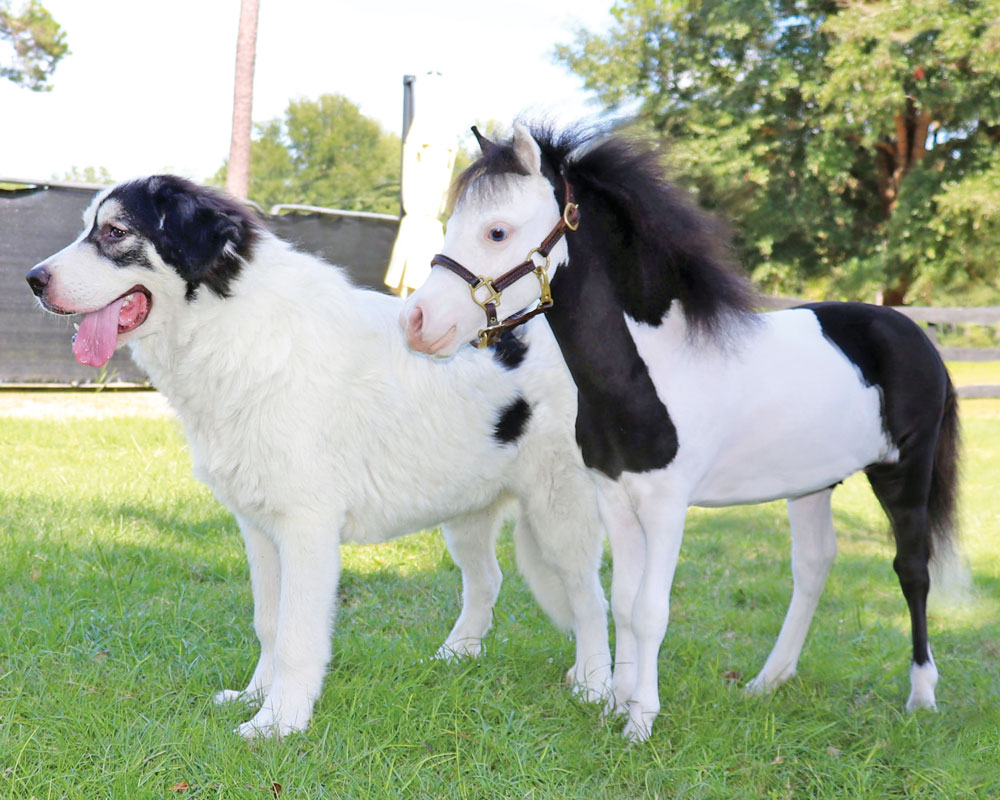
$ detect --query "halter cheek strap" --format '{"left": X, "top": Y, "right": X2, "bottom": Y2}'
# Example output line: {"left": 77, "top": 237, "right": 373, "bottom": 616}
{"left": 430, "top": 176, "right": 580, "bottom": 348}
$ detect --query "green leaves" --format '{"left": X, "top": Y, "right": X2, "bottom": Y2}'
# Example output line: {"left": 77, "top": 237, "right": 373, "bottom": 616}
{"left": 557, "top": 0, "right": 1000, "bottom": 303}
{"left": 216, "top": 94, "right": 401, "bottom": 216}
{"left": 0, "top": 0, "right": 69, "bottom": 91}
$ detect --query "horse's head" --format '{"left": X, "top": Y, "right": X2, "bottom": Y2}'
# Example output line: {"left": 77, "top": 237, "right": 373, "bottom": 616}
{"left": 402, "top": 123, "right": 569, "bottom": 357}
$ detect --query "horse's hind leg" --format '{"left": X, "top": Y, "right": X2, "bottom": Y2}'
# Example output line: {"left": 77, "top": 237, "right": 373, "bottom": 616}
{"left": 747, "top": 488, "right": 837, "bottom": 695}
{"left": 867, "top": 456, "right": 938, "bottom": 710}
{"left": 437, "top": 500, "right": 509, "bottom": 659}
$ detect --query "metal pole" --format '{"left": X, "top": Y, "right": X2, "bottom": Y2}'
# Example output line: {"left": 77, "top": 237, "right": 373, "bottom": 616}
{"left": 400, "top": 74, "right": 415, "bottom": 216}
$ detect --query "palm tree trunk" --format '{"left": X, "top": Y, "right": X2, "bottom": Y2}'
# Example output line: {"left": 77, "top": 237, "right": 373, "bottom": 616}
{"left": 225, "top": 0, "right": 259, "bottom": 199}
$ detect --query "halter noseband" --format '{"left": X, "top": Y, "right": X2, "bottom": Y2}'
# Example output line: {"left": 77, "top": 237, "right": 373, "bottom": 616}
{"left": 430, "top": 176, "right": 580, "bottom": 348}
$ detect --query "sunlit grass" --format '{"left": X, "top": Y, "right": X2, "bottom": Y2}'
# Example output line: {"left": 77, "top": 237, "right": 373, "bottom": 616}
{"left": 1, "top": 405, "right": 997, "bottom": 798}
{"left": 947, "top": 361, "right": 1000, "bottom": 386}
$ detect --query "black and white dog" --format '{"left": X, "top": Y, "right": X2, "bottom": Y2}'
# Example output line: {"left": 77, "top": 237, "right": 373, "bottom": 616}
{"left": 26, "top": 176, "right": 610, "bottom": 738}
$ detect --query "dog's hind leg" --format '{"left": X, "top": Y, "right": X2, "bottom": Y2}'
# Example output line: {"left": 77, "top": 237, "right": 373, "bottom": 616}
{"left": 215, "top": 517, "right": 279, "bottom": 706}
{"left": 237, "top": 509, "right": 343, "bottom": 739}
{"left": 436, "top": 499, "right": 510, "bottom": 659}
{"left": 517, "top": 468, "right": 611, "bottom": 704}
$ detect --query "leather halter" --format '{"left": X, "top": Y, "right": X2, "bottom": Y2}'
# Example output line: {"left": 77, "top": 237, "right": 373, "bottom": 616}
{"left": 430, "top": 177, "right": 580, "bottom": 348}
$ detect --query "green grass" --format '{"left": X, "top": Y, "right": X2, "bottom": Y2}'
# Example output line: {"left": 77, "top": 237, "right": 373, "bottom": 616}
{"left": 1, "top": 401, "right": 998, "bottom": 799}
{"left": 947, "top": 361, "right": 1000, "bottom": 387}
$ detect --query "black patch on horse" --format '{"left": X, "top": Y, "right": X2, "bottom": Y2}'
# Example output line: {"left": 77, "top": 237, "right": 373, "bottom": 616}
{"left": 801, "top": 302, "right": 949, "bottom": 449}
{"left": 490, "top": 329, "right": 528, "bottom": 370}
{"left": 547, "top": 256, "right": 679, "bottom": 477}
{"left": 104, "top": 175, "right": 259, "bottom": 300}
{"left": 494, "top": 397, "right": 532, "bottom": 444}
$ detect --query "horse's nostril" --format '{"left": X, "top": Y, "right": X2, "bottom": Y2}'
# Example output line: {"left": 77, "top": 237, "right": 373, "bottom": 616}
{"left": 26, "top": 264, "right": 51, "bottom": 297}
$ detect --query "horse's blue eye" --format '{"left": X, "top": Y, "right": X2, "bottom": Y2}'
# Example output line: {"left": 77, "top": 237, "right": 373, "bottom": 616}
{"left": 488, "top": 227, "right": 507, "bottom": 242}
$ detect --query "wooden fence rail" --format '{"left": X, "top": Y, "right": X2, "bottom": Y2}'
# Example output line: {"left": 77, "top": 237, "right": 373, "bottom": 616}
{"left": 760, "top": 296, "right": 1000, "bottom": 398}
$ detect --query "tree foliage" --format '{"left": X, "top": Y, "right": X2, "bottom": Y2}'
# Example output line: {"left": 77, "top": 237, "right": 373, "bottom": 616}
{"left": 0, "top": 0, "right": 67, "bottom": 90}
{"left": 61, "top": 166, "right": 114, "bottom": 185}
{"left": 556, "top": 0, "right": 1000, "bottom": 304}
{"left": 215, "top": 94, "right": 401, "bottom": 216}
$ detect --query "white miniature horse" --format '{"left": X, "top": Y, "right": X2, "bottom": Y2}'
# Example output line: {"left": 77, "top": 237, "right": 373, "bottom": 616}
{"left": 26, "top": 175, "right": 611, "bottom": 738}
{"left": 402, "top": 124, "right": 959, "bottom": 741}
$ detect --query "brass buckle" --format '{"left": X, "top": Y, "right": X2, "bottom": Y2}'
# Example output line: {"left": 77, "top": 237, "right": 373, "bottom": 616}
{"left": 535, "top": 265, "right": 553, "bottom": 307}
{"left": 469, "top": 276, "right": 501, "bottom": 310}
{"left": 527, "top": 248, "right": 553, "bottom": 307}
{"left": 563, "top": 202, "right": 580, "bottom": 231}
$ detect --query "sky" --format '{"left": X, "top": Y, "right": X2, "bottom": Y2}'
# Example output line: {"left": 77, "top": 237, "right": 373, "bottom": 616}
{"left": 1, "top": 0, "right": 616, "bottom": 184}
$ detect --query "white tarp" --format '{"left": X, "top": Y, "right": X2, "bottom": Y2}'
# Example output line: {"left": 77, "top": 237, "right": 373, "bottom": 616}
{"left": 384, "top": 72, "right": 457, "bottom": 294}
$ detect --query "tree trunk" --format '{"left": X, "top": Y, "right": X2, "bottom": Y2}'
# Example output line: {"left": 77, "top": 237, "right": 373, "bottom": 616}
{"left": 872, "top": 100, "right": 934, "bottom": 304}
{"left": 226, "top": 0, "right": 259, "bottom": 200}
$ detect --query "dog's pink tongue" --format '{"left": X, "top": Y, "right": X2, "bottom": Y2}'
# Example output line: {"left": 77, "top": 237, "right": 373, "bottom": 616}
{"left": 73, "top": 297, "right": 127, "bottom": 367}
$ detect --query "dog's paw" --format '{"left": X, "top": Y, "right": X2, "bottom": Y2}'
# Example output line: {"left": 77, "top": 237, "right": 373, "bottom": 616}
{"left": 565, "top": 667, "right": 611, "bottom": 705}
{"left": 236, "top": 707, "right": 307, "bottom": 740}
{"left": 214, "top": 689, "right": 246, "bottom": 705}
{"left": 214, "top": 686, "right": 265, "bottom": 706}
{"left": 434, "top": 639, "right": 481, "bottom": 660}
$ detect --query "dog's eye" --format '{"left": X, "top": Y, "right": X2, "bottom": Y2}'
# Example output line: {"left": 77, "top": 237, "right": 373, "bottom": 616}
{"left": 487, "top": 226, "right": 508, "bottom": 243}
{"left": 106, "top": 225, "right": 128, "bottom": 240}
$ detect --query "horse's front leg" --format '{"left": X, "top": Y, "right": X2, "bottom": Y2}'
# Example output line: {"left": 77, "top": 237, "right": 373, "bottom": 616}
{"left": 237, "top": 510, "right": 343, "bottom": 739}
{"left": 621, "top": 477, "right": 688, "bottom": 742}
{"left": 593, "top": 476, "right": 646, "bottom": 717}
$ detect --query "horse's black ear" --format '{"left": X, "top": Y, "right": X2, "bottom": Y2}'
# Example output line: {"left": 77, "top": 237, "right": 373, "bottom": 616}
{"left": 147, "top": 176, "right": 254, "bottom": 295}
{"left": 471, "top": 125, "right": 498, "bottom": 155}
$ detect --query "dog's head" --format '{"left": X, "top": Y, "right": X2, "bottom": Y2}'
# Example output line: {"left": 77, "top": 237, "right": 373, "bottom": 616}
{"left": 26, "top": 175, "right": 259, "bottom": 367}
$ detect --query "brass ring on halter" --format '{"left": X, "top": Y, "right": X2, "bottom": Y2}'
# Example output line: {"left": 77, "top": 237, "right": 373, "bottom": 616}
{"left": 563, "top": 202, "right": 580, "bottom": 231}
{"left": 527, "top": 248, "right": 549, "bottom": 270}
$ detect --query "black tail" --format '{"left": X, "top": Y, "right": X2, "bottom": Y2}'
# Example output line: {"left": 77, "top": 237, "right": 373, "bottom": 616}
{"left": 927, "top": 377, "right": 960, "bottom": 561}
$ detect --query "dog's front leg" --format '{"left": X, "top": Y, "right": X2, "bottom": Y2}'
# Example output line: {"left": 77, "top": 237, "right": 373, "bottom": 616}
{"left": 237, "top": 515, "right": 342, "bottom": 739}
{"left": 215, "top": 516, "right": 279, "bottom": 706}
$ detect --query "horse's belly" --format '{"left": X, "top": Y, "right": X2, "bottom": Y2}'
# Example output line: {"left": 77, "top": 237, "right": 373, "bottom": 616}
{"left": 690, "top": 449, "right": 871, "bottom": 507}
{"left": 624, "top": 305, "right": 898, "bottom": 506}
{"left": 687, "top": 380, "right": 892, "bottom": 507}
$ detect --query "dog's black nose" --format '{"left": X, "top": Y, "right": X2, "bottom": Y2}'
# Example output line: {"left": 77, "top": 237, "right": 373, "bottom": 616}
{"left": 26, "top": 264, "right": 50, "bottom": 297}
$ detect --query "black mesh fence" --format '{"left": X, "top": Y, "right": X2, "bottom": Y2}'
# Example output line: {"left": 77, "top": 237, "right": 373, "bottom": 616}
{"left": 1, "top": 182, "right": 399, "bottom": 385}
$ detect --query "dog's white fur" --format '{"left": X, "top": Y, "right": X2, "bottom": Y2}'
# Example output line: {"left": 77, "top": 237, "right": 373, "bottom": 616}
{"left": 32, "top": 179, "right": 611, "bottom": 738}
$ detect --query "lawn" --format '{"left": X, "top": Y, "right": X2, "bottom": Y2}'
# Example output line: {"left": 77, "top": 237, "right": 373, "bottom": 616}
{"left": 1, "top": 397, "right": 998, "bottom": 799}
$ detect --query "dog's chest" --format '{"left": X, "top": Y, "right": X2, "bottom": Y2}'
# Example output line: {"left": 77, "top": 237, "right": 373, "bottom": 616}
{"left": 179, "top": 407, "right": 278, "bottom": 517}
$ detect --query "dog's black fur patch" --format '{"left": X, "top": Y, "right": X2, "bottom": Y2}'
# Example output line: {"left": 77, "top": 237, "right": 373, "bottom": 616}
{"left": 491, "top": 330, "right": 529, "bottom": 370}
{"left": 100, "top": 176, "right": 260, "bottom": 300}
{"left": 494, "top": 397, "right": 532, "bottom": 444}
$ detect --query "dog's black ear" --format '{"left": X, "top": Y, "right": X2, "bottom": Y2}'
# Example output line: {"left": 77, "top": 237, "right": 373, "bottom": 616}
{"left": 146, "top": 176, "right": 257, "bottom": 298}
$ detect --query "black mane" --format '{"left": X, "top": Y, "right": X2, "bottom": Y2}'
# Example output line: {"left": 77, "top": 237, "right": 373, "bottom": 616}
{"left": 454, "top": 124, "right": 757, "bottom": 337}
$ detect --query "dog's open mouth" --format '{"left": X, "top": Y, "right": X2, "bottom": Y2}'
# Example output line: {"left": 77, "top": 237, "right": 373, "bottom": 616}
{"left": 72, "top": 286, "right": 153, "bottom": 368}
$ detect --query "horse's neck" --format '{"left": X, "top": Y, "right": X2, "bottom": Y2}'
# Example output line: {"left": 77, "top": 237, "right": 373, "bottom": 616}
{"left": 546, "top": 259, "right": 680, "bottom": 478}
